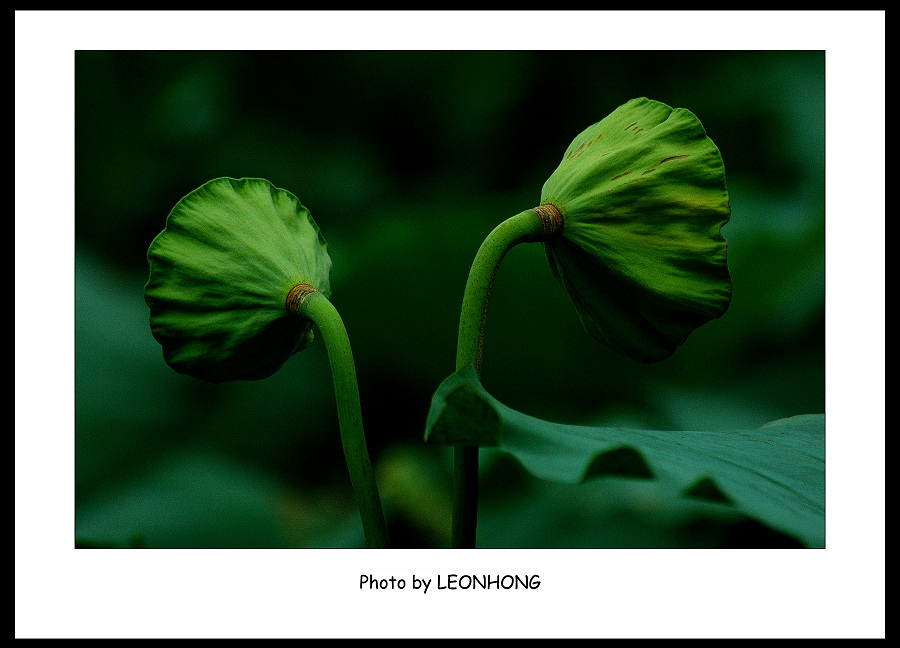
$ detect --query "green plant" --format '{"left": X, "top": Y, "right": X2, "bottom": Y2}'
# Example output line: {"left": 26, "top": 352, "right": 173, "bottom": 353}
{"left": 143, "top": 177, "right": 389, "bottom": 548}
{"left": 143, "top": 98, "right": 824, "bottom": 549}
{"left": 423, "top": 97, "right": 823, "bottom": 548}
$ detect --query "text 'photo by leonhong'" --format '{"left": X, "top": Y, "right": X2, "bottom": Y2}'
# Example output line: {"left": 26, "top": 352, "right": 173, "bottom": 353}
{"left": 144, "top": 98, "right": 824, "bottom": 549}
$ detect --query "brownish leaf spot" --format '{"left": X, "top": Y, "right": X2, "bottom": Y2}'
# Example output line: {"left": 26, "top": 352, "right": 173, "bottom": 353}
{"left": 565, "top": 141, "right": 588, "bottom": 161}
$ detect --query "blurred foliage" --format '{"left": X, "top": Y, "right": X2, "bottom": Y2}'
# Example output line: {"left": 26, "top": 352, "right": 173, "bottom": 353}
{"left": 74, "top": 50, "right": 824, "bottom": 548}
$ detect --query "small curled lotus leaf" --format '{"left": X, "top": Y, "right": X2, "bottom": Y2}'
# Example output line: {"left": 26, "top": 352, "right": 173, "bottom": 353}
{"left": 540, "top": 97, "right": 732, "bottom": 362}
{"left": 144, "top": 177, "right": 332, "bottom": 382}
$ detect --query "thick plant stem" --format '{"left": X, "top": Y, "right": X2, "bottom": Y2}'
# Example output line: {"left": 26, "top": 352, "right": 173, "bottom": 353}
{"left": 294, "top": 288, "right": 390, "bottom": 549}
{"left": 452, "top": 207, "right": 562, "bottom": 548}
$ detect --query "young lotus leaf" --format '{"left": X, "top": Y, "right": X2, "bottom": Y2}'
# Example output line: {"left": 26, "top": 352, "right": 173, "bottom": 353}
{"left": 540, "top": 97, "right": 732, "bottom": 362}
{"left": 144, "top": 177, "right": 332, "bottom": 382}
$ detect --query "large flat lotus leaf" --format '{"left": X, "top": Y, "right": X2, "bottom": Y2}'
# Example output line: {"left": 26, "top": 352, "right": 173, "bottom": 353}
{"left": 425, "top": 366, "right": 824, "bottom": 547}
{"left": 540, "top": 97, "right": 731, "bottom": 362}
{"left": 144, "top": 177, "right": 332, "bottom": 382}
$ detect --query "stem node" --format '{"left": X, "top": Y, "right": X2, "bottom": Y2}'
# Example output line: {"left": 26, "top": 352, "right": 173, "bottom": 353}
{"left": 286, "top": 283, "right": 319, "bottom": 316}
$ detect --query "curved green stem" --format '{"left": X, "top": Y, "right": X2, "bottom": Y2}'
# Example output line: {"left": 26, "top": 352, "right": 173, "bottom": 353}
{"left": 296, "top": 289, "right": 390, "bottom": 549}
{"left": 452, "top": 208, "right": 560, "bottom": 548}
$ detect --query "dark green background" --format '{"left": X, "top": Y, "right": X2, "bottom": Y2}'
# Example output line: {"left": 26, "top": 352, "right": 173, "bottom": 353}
{"left": 75, "top": 51, "right": 824, "bottom": 548}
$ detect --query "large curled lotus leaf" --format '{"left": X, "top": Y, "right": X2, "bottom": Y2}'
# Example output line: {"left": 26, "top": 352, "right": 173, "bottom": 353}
{"left": 144, "top": 177, "right": 332, "bottom": 383}
{"left": 425, "top": 365, "right": 825, "bottom": 548}
{"left": 540, "top": 97, "right": 732, "bottom": 362}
